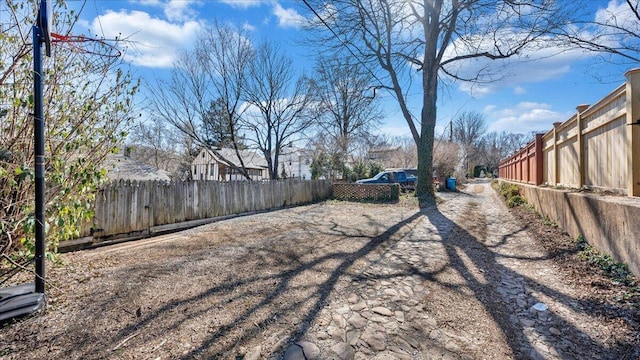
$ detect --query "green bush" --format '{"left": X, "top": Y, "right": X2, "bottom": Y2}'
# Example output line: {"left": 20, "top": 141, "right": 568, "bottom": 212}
{"left": 352, "top": 160, "right": 368, "bottom": 181}
{"left": 368, "top": 162, "right": 385, "bottom": 178}
{"left": 505, "top": 194, "right": 526, "bottom": 208}
{"left": 496, "top": 182, "right": 527, "bottom": 208}
{"left": 499, "top": 183, "right": 520, "bottom": 199}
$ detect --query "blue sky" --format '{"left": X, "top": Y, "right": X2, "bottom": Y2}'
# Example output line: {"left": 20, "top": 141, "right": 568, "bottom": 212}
{"left": 65, "top": 0, "right": 635, "bottom": 140}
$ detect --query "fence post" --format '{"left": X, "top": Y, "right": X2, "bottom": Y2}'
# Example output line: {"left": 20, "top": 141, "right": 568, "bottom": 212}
{"left": 552, "top": 122, "right": 561, "bottom": 186}
{"left": 534, "top": 134, "right": 543, "bottom": 185}
{"left": 626, "top": 68, "right": 640, "bottom": 197}
{"left": 576, "top": 104, "right": 590, "bottom": 189}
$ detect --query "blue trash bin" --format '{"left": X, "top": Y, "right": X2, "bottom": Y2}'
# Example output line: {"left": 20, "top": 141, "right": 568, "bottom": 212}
{"left": 446, "top": 177, "right": 456, "bottom": 191}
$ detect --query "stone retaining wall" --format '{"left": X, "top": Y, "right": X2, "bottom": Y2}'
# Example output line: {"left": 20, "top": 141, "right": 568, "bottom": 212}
{"left": 505, "top": 181, "right": 640, "bottom": 277}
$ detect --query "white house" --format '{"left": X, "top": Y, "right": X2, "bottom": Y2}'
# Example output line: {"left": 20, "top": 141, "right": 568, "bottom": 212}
{"left": 192, "top": 147, "right": 268, "bottom": 181}
{"left": 278, "top": 145, "right": 313, "bottom": 180}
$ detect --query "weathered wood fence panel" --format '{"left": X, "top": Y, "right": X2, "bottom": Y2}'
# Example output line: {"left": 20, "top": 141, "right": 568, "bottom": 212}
{"left": 499, "top": 69, "right": 640, "bottom": 197}
{"left": 81, "top": 179, "right": 332, "bottom": 241}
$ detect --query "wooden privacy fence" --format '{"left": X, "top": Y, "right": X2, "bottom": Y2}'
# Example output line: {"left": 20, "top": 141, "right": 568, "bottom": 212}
{"left": 499, "top": 68, "right": 640, "bottom": 197}
{"left": 79, "top": 179, "right": 332, "bottom": 242}
{"left": 498, "top": 134, "right": 543, "bottom": 186}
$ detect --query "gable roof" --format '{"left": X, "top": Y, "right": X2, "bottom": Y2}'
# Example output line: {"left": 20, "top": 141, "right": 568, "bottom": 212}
{"left": 206, "top": 148, "right": 268, "bottom": 169}
{"left": 104, "top": 154, "right": 172, "bottom": 181}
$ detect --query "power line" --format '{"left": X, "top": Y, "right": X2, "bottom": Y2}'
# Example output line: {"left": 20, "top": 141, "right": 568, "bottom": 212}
{"left": 93, "top": 0, "right": 106, "bottom": 39}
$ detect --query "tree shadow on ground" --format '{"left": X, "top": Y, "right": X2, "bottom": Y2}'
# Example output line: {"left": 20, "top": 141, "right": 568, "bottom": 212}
{"left": 51, "top": 205, "right": 424, "bottom": 359}
{"left": 9, "top": 197, "right": 638, "bottom": 359}
{"left": 420, "top": 195, "right": 639, "bottom": 359}
{"left": 178, "top": 211, "right": 423, "bottom": 359}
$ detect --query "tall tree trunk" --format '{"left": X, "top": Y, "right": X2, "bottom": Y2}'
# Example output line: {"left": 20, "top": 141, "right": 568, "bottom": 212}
{"left": 416, "top": 74, "right": 438, "bottom": 207}
{"left": 415, "top": 1, "right": 442, "bottom": 207}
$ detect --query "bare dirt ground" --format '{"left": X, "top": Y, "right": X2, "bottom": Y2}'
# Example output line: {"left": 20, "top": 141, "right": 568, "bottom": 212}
{"left": 1, "top": 180, "right": 639, "bottom": 359}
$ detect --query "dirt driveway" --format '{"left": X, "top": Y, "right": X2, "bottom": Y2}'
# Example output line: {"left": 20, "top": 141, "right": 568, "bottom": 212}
{"left": 1, "top": 180, "right": 638, "bottom": 359}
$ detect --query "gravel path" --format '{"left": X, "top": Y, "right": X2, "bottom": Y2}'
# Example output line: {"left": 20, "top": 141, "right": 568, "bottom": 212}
{"left": 289, "top": 180, "right": 635, "bottom": 359}
{"left": 1, "top": 180, "right": 637, "bottom": 359}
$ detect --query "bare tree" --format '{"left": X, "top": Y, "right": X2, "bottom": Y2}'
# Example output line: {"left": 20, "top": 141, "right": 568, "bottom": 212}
{"left": 128, "top": 116, "right": 196, "bottom": 179}
{"left": 479, "top": 131, "right": 529, "bottom": 172}
{"left": 390, "top": 136, "right": 418, "bottom": 168}
{"left": 130, "top": 117, "right": 172, "bottom": 169}
{"left": 302, "top": 0, "right": 578, "bottom": 206}
{"left": 433, "top": 140, "right": 462, "bottom": 179}
{"left": 242, "top": 41, "right": 313, "bottom": 179}
{"left": 148, "top": 21, "right": 254, "bottom": 179}
{"left": 363, "top": 135, "right": 417, "bottom": 168}
{"left": 452, "top": 111, "right": 488, "bottom": 175}
{"left": 555, "top": 0, "right": 640, "bottom": 66}
{"left": 308, "top": 133, "right": 342, "bottom": 180}
{"left": 307, "top": 56, "right": 382, "bottom": 161}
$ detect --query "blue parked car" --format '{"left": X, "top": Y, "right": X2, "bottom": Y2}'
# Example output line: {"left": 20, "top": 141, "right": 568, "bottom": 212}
{"left": 356, "top": 170, "right": 416, "bottom": 191}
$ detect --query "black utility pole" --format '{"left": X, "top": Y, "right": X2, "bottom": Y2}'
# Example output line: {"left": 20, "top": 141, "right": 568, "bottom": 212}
{"left": 449, "top": 120, "right": 453, "bottom": 142}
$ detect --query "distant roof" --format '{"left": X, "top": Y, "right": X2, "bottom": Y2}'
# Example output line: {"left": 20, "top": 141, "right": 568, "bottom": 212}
{"left": 207, "top": 148, "right": 268, "bottom": 169}
{"left": 278, "top": 145, "right": 313, "bottom": 156}
{"left": 104, "top": 154, "right": 171, "bottom": 181}
{"left": 369, "top": 146, "right": 401, "bottom": 153}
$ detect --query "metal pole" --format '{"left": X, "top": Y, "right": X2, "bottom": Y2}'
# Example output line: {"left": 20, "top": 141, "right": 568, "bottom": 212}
{"left": 33, "top": 25, "right": 46, "bottom": 294}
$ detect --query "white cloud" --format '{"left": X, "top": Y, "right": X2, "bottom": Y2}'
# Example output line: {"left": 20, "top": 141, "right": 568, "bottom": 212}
{"left": 164, "top": 0, "right": 200, "bottom": 22}
{"left": 134, "top": 0, "right": 162, "bottom": 6}
{"left": 457, "top": 82, "right": 494, "bottom": 97}
{"left": 272, "top": 3, "right": 304, "bottom": 28}
{"left": 444, "top": 1, "right": 640, "bottom": 97}
{"left": 484, "top": 102, "right": 573, "bottom": 135}
{"left": 219, "top": 0, "right": 264, "bottom": 9}
{"left": 242, "top": 22, "right": 256, "bottom": 32}
{"left": 589, "top": 0, "right": 640, "bottom": 56}
{"left": 514, "top": 86, "right": 526, "bottom": 95}
{"left": 77, "top": 18, "right": 90, "bottom": 30}
{"left": 443, "top": 32, "right": 589, "bottom": 97}
{"left": 92, "top": 10, "right": 201, "bottom": 68}
{"left": 129, "top": 0, "right": 200, "bottom": 20}
{"left": 483, "top": 104, "right": 497, "bottom": 113}
{"left": 595, "top": 0, "right": 639, "bottom": 30}
{"left": 437, "top": 0, "right": 626, "bottom": 99}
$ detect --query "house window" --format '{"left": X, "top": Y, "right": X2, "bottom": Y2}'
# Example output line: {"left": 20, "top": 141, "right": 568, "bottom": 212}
{"left": 193, "top": 166, "right": 197, "bottom": 175}
{"left": 305, "top": 158, "right": 310, "bottom": 165}
{"left": 227, "top": 168, "right": 262, "bottom": 177}
{"left": 210, "top": 163, "right": 215, "bottom": 175}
